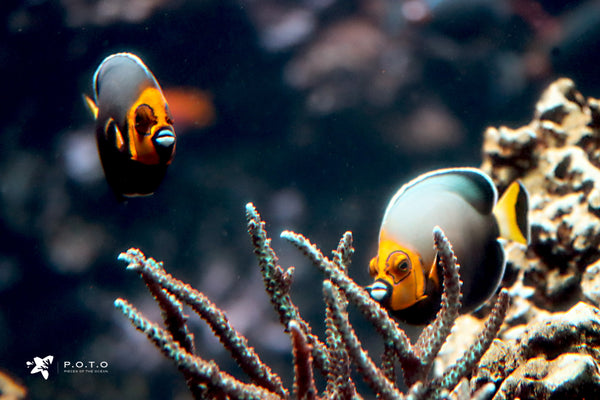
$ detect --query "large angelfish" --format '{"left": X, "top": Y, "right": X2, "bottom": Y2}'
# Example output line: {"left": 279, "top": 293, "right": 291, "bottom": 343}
{"left": 366, "top": 168, "right": 529, "bottom": 324}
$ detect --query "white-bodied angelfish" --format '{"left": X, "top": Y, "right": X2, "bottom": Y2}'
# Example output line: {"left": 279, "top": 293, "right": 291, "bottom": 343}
{"left": 366, "top": 168, "right": 529, "bottom": 324}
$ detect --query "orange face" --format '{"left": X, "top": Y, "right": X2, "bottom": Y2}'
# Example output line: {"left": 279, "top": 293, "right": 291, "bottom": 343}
{"left": 368, "top": 232, "right": 429, "bottom": 311}
{"left": 126, "top": 87, "right": 176, "bottom": 165}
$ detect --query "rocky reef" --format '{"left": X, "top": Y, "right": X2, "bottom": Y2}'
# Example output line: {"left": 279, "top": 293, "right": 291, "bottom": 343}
{"left": 471, "top": 78, "right": 600, "bottom": 399}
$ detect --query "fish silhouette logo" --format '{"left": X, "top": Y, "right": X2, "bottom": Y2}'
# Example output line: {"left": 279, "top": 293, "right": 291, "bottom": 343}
{"left": 26, "top": 355, "right": 54, "bottom": 380}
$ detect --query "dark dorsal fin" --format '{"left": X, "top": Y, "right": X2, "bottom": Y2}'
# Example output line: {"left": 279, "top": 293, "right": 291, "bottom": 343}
{"left": 401, "top": 168, "right": 498, "bottom": 214}
{"left": 440, "top": 168, "right": 498, "bottom": 214}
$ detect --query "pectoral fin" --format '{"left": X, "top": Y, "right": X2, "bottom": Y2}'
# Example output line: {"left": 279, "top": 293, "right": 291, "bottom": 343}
{"left": 494, "top": 181, "right": 530, "bottom": 245}
{"left": 83, "top": 94, "right": 99, "bottom": 120}
{"left": 428, "top": 252, "right": 440, "bottom": 290}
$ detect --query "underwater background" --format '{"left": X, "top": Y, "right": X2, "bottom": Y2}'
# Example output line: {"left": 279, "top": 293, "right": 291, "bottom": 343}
{"left": 2, "top": 0, "right": 600, "bottom": 398}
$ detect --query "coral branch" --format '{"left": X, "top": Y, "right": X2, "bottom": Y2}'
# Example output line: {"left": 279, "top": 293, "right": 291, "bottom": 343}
{"left": 409, "top": 226, "right": 463, "bottom": 384}
{"left": 429, "top": 289, "right": 510, "bottom": 397}
{"left": 119, "top": 248, "right": 287, "bottom": 398}
{"left": 332, "top": 231, "right": 354, "bottom": 273}
{"left": 289, "top": 320, "right": 317, "bottom": 400}
{"left": 114, "top": 298, "right": 279, "bottom": 400}
{"left": 116, "top": 205, "right": 508, "bottom": 399}
{"left": 280, "top": 230, "right": 419, "bottom": 369}
{"left": 116, "top": 249, "right": 197, "bottom": 377}
{"left": 323, "top": 283, "right": 357, "bottom": 400}
{"left": 246, "top": 203, "right": 330, "bottom": 374}
{"left": 322, "top": 280, "right": 403, "bottom": 400}
{"left": 246, "top": 203, "right": 298, "bottom": 325}
{"left": 381, "top": 342, "right": 398, "bottom": 384}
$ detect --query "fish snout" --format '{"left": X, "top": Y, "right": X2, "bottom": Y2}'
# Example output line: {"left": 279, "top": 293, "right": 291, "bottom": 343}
{"left": 153, "top": 129, "right": 176, "bottom": 161}
{"left": 366, "top": 280, "right": 392, "bottom": 305}
{"left": 154, "top": 129, "right": 176, "bottom": 147}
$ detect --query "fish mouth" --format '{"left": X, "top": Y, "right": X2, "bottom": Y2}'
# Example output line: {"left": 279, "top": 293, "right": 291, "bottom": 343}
{"left": 154, "top": 129, "right": 176, "bottom": 148}
{"left": 366, "top": 280, "right": 391, "bottom": 304}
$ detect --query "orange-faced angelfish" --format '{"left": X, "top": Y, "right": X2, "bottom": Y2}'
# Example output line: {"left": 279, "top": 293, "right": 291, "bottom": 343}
{"left": 366, "top": 168, "right": 529, "bottom": 324}
{"left": 84, "top": 53, "right": 176, "bottom": 199}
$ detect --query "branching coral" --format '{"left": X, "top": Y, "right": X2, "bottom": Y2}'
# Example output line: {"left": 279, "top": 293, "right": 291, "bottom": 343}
{"left": 115, "top": 203, "right": 509, "bottom": 399}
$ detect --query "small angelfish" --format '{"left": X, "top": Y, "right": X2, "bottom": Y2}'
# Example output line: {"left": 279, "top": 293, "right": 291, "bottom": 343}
{"left": 84, "top": 53, "right": 176, "bottom": 199}
{"left": 366, "top": 168, "right": 529, "bottom": 324}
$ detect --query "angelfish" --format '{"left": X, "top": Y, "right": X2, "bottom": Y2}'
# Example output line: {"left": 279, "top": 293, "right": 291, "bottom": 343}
{"left": 366, "top": 168, "right": 529, "bottom": 324}
{"left": 84, "top": 53, "right": 176, "bottom": 199}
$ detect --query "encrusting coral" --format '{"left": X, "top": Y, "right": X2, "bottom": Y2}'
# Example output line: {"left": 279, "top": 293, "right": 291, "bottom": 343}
{"left": 481, "top": 78, "right": 600, "bottom": 308}
{"left": 468, "top": 78, "right": 600, "bottom": 399}
{"left": 115, "top": 203, "right": 509, "bottom": 400}
{"left": 474, "top": 302, "right": 600, "bottom": 399}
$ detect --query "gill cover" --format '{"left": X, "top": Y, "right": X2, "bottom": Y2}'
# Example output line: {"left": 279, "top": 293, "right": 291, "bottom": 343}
{"left": 84, "top": 52, "right": 176, "bottom": 199}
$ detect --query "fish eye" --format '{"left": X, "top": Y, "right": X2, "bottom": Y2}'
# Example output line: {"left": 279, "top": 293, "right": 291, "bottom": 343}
{"left": 134, "top": 104, "right": 157, "bottom": 136}
{"left": 368, "top": 257, "right": 379, "bottom": 277}
{"left": 386, "top": 251, "right": 411, "bottom": 279}
{"left": 397, "top": 260, "right": 410, "bottom": 273}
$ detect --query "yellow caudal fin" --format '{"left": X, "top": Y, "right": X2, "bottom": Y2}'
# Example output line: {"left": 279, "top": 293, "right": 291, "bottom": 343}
{"left": 82, "top": 94, "right": 99, "bottom": 120}
{"left": 493, "top": 181, "right": 530, "bottom": 245}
